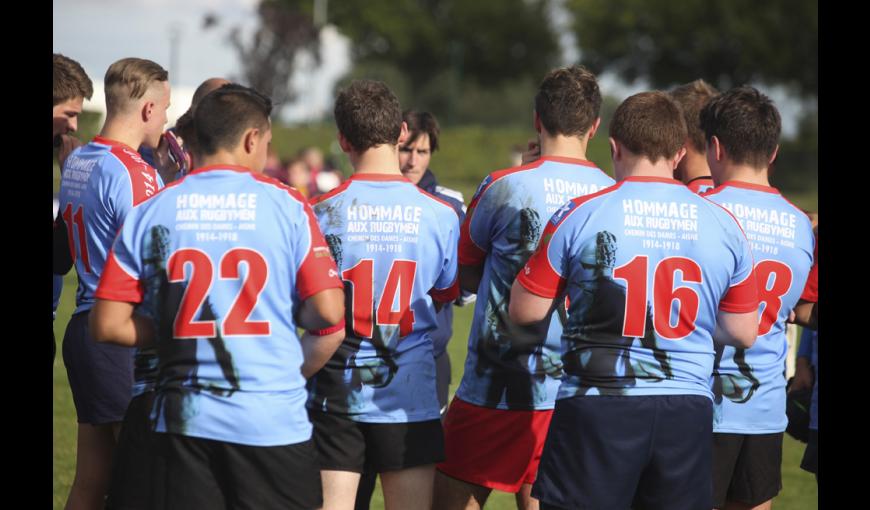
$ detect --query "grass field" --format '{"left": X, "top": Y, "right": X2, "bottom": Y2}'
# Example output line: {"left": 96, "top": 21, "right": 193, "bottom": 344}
{"left": 53, "top": 270, "right": 817, "bottom": 509}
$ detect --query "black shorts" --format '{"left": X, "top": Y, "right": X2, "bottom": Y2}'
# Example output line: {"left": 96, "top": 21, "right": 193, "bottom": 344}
{"left": 106, "top": 391, "right": 161, "bottom": 510}
{"left": 800, "top": 429, "right": 818, "bottom": 475}
{"left": 712, "top": 432, "right": 783, "bottom": 507}
{"left": 309, "top": 408, "right": 444, "bottom": 473}
{"left": 532, "top": 394, "right": 713, "bottom": 510}
{"left": 154, "top": 433, "right": 322, "bottom": 510}
{"left": 62, "top": 311, "right": 134, "bottom": 424}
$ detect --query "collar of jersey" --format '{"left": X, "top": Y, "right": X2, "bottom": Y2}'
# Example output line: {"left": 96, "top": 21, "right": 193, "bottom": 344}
{"left": 623, "top": 176, "right": 683, "bottom": 184}
{"left": 348, "top": 173, "right": 411, "bottom": 182}
{"left": 719, "top": 180, "right": 780, "bottom": 194}
{"left": 187, "top": 164, "right": 253, "bottom": 175}
{"left": 538, "top": 155, "right": 599, "bottom": 167}
{"left": 92, "top": 136, "right": 138, "bottom": 152}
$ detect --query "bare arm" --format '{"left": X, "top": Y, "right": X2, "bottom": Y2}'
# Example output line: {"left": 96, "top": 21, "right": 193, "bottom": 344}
{"left": 296, "top": 288, "right": 345, "bottom": 332}
{"left": 300, "top": 328, "right": 346, "bottom": 379}
{"left": 89, "top": 299, "right": 155, "bottom": 347}
{"left": 509, "top": 279, "right": 556, "bottom": 326}
{"left": 790, "top": 300, "right": 818, "bottom": 331}
{"left": 459, "top": 263, "right": 484, "bottom": 294}
{"left": 712, "top": 309, "right": 759, "bottom": 349}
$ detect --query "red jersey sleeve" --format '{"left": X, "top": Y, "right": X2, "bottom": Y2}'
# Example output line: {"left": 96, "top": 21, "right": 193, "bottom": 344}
{"left": 516, "top": 222, "right": 567, "bottom": 299}
{"left": 800, "top": 236, "right": 818, "bottom": 303}
{"left": 95, "top": 250, "right": 144, "bottom": 303}
{"left": 429, "top": 279, "right": 460, "bottom": 303}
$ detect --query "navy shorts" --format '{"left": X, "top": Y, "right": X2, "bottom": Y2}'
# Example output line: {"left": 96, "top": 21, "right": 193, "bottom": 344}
{"left": 533, "top": 394, "right": 713, "bottom": 510}
{"left": 62, "top": 311, "right": 134, "bottom": 424}
{"left": 712, "top": 432, "right": 783, "bottom": 507}
{"left": 309, "top": 408, "right": 444, "bottom": 473}
{"left": 154, "top": 433, "right": 322, "bottom": 510}
{"left": 107, "top": 391, "right": 162, "bottom": 510}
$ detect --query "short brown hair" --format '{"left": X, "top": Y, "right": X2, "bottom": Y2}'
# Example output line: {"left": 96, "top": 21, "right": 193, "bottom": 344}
{"left": 402, "top": 110, "right": 440, "bottom": 152}
{"left": 699, "top": 86, "right": 781, "bottom": 168}
{"left": 194, "top": 84, "right": 272, "bottom": 156}
{"left": 334, "top": 80, "right": 402, "bottom": 152}
{"left": 534, "top": 65, "right": 601, "bottom": 137}
{"left": 610, "top": 91, "right": 687, "bottom": 163}
{"left": 104, "top": 58, "right": 169, "bottom": 114}
{"left": 669, "top": 79, "right": 719, "bottom": 152}
{"left": 53, "top": 54, "right": 93, "bottom": 106}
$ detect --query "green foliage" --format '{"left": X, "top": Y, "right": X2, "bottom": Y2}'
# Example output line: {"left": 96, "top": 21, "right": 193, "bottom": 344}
{"left": 568, "top": 0, "right": 817, "bottom": 97}
{"left": 289, "top": 0, "right": 559, "bottom": 125}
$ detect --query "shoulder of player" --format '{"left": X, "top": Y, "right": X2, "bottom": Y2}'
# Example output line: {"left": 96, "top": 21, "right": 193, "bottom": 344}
{"left": 545, "top": 180, "right": 626, "bottom": 231}
{"left": 471, "top": 159, "right": 547, "bottom": 202}
{"left": 309, "top": 178, "right": 353, "bottom": 207}
{"left": 696, "top": 194, "right": 749, "bottom": 238}
{"left": 433, "top": 184, "right": 465, "bottom": 206}
{"left": 245, "top": 171, "right": 314, "bottom": 210}
{"left": 413, "top": 184, "right": 461, "bottom": 220}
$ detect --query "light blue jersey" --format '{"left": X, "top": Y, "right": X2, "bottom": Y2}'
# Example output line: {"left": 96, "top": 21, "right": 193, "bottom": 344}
{"left": 518, "top": 176, "right": 758, "bottom": 400}
{"left": 456, "top": 156, "right": 615, "bottom": 410}
{"left": 58, "top": 137, "right": 163, "bottom": 315}
{"left": 96, "top": 165, "right": 343, "bottom": 446}
{"left": 704, "top": 181, "right": 814, "bottom": 433}
{"left": 308, "top": 173, "right": 460, "bottom": 423}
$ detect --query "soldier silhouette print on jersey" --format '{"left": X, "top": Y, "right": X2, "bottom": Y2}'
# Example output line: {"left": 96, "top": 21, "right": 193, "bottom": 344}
{"left": 473, "top": 206, "right": 563, "bottom": 408}
{"left": 562, "top": 230, "right": 673, "bottom": 395}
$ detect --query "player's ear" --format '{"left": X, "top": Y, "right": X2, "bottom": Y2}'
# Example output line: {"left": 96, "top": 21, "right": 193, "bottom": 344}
{"left": 768, "top": 144, "right": 780, "bottom": 166}
{"left": 397, "top": 121, "right": 409, "bottom": 146}
{"left": 587, "top": 117, "right": 602, "bottom": 140}
{"left": 141, "top": 100, "right": 155, "bottom": 123}
{"left": 533, "top": 111, "right": 542, "bottom": 134}
{"left": 673, "top": 146, "right": 688, "bottom": 170}
{"left": 710, "top": 136, "right": 724, "bottom": 162}
{"left": 609, "top": 137, "right": 620, "bottom": 161}
{"left": 243, "top": 127, "right": 259, "bottom": 155}
{"left": 337, "top": 132, "right": 353, "bottom": 154}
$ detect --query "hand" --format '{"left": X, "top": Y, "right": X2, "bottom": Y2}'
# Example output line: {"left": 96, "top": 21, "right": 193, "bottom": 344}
{"left": 153, "top": 132, "right": 183, "bottom": 184}
{"left": 789, "top": 358, "right": 814, "bottom": 393}
{"left": 57, "top": 134, "right": 82, "bottom": 168}
{"left": 787, "top": 309, "right": 796, "bottom": 323}
{"left": 521, "top": 137, "right": 541, "bottom": 165}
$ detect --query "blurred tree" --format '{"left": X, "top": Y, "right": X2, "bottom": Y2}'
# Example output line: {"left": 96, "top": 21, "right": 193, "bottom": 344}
{"left": 226, "top": 0, "right": 321, "bottom": 111}
{"left": 568, "top": 0, "right": 817, "bottom": 97}
{"left": 285, "top": 0, "right": 560, "bottom": 124}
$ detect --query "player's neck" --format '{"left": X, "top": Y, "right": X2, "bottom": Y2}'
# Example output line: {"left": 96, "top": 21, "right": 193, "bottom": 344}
{"left": 99, "top": 117, "right": 146, "bottom": 151}
{"left": 350, "top": 144, "right": 403, "bottom": 176}
{"left": 716, "top": 162, "right": 770, "bottom": 187}
{"left": 198, "top": 150, "right": 251, "bottom": 171}
{"left": 678, "top": 150, "right": 711, "bottom": 183}
{"left": 618, "top": 160, "right": 677, "bottom": 181}
{"left": 539, "top": 133, "right": 590, "bottom": 161}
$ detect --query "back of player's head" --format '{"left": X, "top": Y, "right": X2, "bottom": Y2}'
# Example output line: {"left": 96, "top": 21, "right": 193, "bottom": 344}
{"left": 334, "top": 80, "right": 402, "bottom": 152}
{"left": 194, "top": 83, "right": 272, "bottom": 156}
{"left": 669, "top": 79, "right": 719, "bottom": 153}
{"left": 610, "top": 91, "right": 687, "bottom": 163}
{"left": 53, "top": 54, "right": 93, "bottom": 106}
{"left": 104, "top": 58, "right": 169, "bottom": 114}
{"left": 534, "top": 65, "right": 601, "bottom": 137}
{"left": 175, "top": 77, "right": 231, "bottom": 154}
{"left": 402, "top": 110, "right": 440, "bottom": 152}
{"left": 699, "top": 86, "right": 781, "bottom": 168}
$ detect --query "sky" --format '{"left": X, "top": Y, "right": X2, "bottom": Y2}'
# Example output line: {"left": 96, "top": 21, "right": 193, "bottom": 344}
{"left": 53, "top": 0, "right": 350, "bottom": 124}
{"left": 54, "top": 0, "right": 806, "bottom": 135}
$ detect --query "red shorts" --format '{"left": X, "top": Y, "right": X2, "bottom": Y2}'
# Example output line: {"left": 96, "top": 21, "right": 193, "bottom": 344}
{"left": 436, "top": 397, "right": 554, "bottom": 493}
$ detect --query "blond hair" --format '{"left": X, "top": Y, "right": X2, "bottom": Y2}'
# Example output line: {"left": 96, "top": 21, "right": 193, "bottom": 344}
{"left": 104, "top": 58, "right": 168, "bottom": 114}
